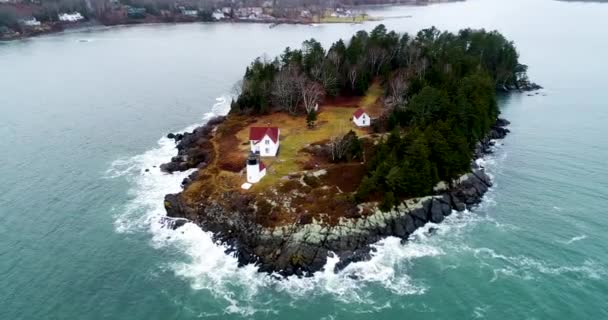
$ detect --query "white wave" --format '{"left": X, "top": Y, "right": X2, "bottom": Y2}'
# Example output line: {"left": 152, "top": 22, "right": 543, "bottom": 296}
{"left": 108, "top": 94, "right": 513, "bottom": 315}
{"left": 560, "top": 234, "right": 588, "bottom": 245}
{"left": 473, "top": 305, "right": 490, "bottom": 319}
{"left": 468, "top": 246, "right": 606, "bottom": 282}
{"left": 109, "top": 95, "right": 232, "bottom": 232}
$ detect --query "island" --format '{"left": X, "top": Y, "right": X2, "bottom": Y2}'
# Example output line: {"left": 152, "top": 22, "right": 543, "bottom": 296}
{"left": 162, "top": 25, "right": 538, "bottom": 277}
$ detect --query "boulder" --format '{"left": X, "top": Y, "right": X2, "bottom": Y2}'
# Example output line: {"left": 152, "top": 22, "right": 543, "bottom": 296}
{"left": 430, "top": 198, "right": 445, "bottom": 223}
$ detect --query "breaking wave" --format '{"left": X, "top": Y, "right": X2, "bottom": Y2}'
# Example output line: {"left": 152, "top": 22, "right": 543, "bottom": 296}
{"left": 107, "top": 96, "right": 536, "bottom": 315}
{"left": 560, "top": 234, "right": 588, "bottom": 245}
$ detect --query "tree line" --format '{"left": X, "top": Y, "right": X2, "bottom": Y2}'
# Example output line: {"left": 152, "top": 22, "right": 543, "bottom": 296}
{"left": 232, "top": 24, "right": 527, "bottom": 116}
{"left": 232, "top": 25, "right": 527, "bottom": 211}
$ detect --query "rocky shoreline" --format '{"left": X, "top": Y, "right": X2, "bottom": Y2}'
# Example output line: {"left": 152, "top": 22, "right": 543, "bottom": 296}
{"left": 161, "top": 116, "right": 511, "bottom": 277}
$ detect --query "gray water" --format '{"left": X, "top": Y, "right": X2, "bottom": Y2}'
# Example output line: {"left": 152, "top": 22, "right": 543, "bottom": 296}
{"left": 2, "top": 0, "right": 608, "bottom": 318}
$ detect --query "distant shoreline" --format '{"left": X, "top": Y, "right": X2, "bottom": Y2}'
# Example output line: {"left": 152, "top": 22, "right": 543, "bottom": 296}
{"left": 0, "top": 1, "right": 462, "bottom": 42}
{"left": 1, "top": 18, "right": 367, "bottom": 42}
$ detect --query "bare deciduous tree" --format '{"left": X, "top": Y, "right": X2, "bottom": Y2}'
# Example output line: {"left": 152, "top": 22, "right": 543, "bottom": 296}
{"left": 329, "top": 122, "right": 350, "bottom": 162}
{"left": 298, "top": 77, "right": 325, "bottom": 114}
{"left": 368, "top": 46, "right": 387, "bottom": 75}
{"left": 271, "top": 66, "right": 301, "bottom": 114}
{"left": 327, "top": 50, "right": 342, "bottom": 67}
{"left": 386, "top": 69, "right": 409, "bottom": 108}
{"left": 347, "top": 63, "right": 359, "bottom": 91}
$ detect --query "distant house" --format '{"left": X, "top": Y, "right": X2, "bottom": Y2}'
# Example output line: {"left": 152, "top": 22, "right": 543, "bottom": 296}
{"left": 126, "top": 6, "right": 146, "bottom": 19}
{"left": 212, "top": 10, "right": 225, "bottom": 20}
{"left": 58, "top": 12, "right": 84, "bottom": 22}
{"left": 353, "top": 108, "right": 370, "bottom": 127}
{"left": 249, "top": 127, "right": 280, "bottom": 157}
{"left": 236, "top": 7, "right": 263, "bottom": 19}
{"left": 246, "top": 153, "right": 266, "bottom": 183}
{"left": 19, "top": 17, "right": 41, "bottom": 27}
{"left": 250, "top": 7, "right": 263, "bottom": 16}
{"left": 181, "top": 9, "right": 198, "bottom": 17}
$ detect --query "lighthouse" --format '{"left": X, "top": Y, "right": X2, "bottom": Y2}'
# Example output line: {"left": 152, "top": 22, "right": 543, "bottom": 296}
{"left": 246, "top": 152, "right": 266, "bottom": 183}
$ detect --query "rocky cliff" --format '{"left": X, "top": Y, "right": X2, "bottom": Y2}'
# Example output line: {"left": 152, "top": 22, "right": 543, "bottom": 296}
{"left": 162, "top": 118, "right": 510, "bottom": 277}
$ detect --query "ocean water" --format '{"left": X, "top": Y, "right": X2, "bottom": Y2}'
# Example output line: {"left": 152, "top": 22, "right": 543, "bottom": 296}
{"left": 2, "top": 0, "right": 608, "bottom": 318}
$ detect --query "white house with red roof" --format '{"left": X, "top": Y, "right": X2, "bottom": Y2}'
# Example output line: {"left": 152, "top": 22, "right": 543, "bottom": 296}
{"left": 353, "top": 108, "right": 370, "bottom": 127}
{"left": 249, "top": 127, "right": 280, "bottom": 157}
{"left": 246, "top": 153, "right": 266, "bottom": 183}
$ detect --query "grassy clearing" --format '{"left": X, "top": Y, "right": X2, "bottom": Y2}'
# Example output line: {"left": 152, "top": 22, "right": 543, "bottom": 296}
{"left": 181, "top": 84, "right": 386, "bottom": 226}
{"left": 189, "top": 82, "right": 384, "bottom": 194}
{"left": 236, "top": 107, "right": 367, "bottom": 189}
{"left": 241, "top": 83, "right": 382, "bottom": 189}
{"left": 361, "top": 81, "right": 384, "bottom": 111}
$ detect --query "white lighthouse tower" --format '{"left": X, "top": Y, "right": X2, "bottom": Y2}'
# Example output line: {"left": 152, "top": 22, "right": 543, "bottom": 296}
{"left": 246, "top": 153, "right": 266, "bottom": 183}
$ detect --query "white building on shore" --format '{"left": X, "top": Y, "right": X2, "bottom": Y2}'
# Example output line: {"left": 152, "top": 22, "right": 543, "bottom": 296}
{"left": 59, "top": 12, "right": 85, "bottom": 22}
{"left": 249, "top": 127, "right": 280, "bottom": 157}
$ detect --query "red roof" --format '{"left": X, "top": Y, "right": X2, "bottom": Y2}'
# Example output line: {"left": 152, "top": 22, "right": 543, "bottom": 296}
{"left": 259, "top": 162, "right": 266, "bottom": 171}
{"left": 249, "top": 127, "right": 279, "bottom": 143}
{"left": 353, "top": 108, "right": 367, "bottom": 119}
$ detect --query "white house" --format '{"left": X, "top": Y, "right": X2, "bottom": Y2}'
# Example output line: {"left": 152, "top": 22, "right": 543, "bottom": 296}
{"left": 353, "top": 108, "right": 370, "bottom": 127}
{"left": 19, "top": 17, "right": 41, "bottom": 27}
{"left": 181, "top": 9, "right": 198, "bottom": 17}
{"left": 249, "top": 127, "right": 280, "bottom": 157}
{"left": 58, "top": 12, "right": 84, "bottom": 22}
{"left": 212, "top": 10, "right": 225, "bottom": 20}
{"left": 246, "top": 153, "right": 266, "bottom": 183}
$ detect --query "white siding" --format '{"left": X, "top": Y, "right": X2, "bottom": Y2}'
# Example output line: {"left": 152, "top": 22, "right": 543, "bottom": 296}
{"left": 250, "top": 133, "right": 280, "bottom": 156}
{"left": 353, "top": 113, "right": 370, "bottom": 127}
{"left": 247, "top": 165, "right": 266, "bottom": 183}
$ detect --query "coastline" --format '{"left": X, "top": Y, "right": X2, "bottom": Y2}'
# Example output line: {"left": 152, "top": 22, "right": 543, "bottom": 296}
{"left": 162, "top": 116, "right": 511, "bottom": 277}
{"left": 0, "top": 0, "right": 468, "bottom": 42}
{"left": 0, "top": 18, "right": 348, "bottom": 42}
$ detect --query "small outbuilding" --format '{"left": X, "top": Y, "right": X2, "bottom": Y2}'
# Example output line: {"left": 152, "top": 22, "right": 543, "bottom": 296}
{"left": 353, "top": 108, "right": 370, "bottom": 127}
{"left": 249, "top": 127, "right": 280, "bottom": 157}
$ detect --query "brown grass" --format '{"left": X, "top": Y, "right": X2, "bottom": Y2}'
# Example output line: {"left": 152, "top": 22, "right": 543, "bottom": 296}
{"left": 182, "top": 83, "right": 386, "bottom": 227}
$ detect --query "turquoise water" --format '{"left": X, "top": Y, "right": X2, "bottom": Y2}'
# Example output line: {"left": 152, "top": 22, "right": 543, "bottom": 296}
{"left": 2, "top": 0, "right": 608, "bottom": 318}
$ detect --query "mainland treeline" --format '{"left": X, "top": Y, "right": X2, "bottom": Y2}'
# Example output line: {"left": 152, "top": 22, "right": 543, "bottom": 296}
{"left": 232, "top": 25, "right": 528, "bottom": 211}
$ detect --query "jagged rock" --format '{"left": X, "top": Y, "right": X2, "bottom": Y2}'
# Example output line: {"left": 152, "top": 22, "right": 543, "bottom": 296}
{"left": 164, "top": 194, "right": 184, "bottom": 218}
{"left": 496, "top": 118, "right": 511, "bottom": 127}
{"left": 160, "top": 162, "right": 181, "bottom": 173}
{"left": 404, "top": 214, "right": 417, "bottom": 234}
{"left": 430, "top": 198, "right": 445, "bottom": 223}
{"left": 334, "top": 248, "right": 372, "bottom": 272}
{"left": 160, "top": 116, "right": 225, "bottom": 173}
{"left": 161, "top": 117, "right": 509, "bottom": 277}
